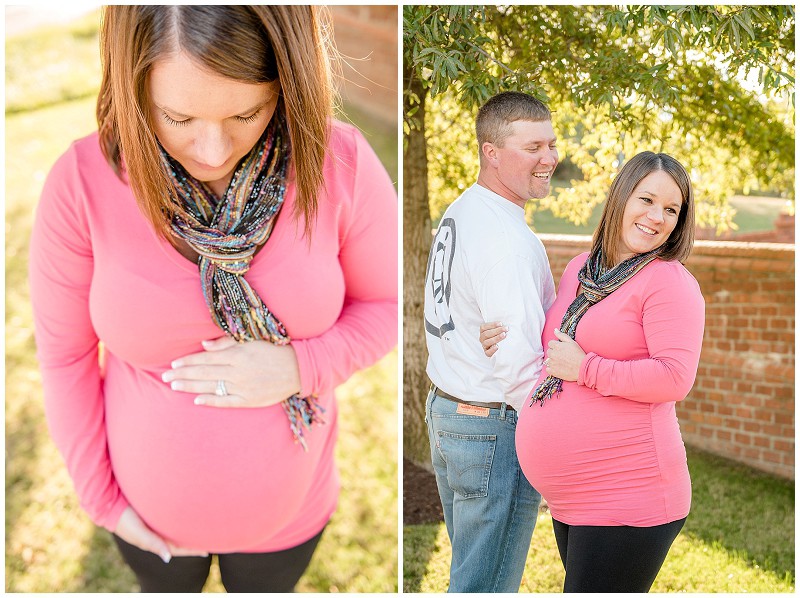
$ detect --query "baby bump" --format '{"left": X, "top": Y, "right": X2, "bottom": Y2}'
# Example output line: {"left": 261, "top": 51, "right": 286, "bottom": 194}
{"left": 516, "top": 392, "right": 661, "bottom": 495}
{"left": 103, "top": 358, "right": 335, "bottom": 552}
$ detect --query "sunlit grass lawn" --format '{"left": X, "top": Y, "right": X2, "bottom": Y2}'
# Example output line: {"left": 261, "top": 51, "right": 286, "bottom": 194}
{"left": 6, "top": 14, "right": 397, "bottom": 593}
{"left": 404, "top": 446, "right": 794, "bottom": 593}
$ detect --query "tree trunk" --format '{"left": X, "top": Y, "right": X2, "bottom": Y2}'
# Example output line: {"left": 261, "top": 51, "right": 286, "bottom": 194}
{"left": 402, "top": 68, "right": 433, "bottom": 468}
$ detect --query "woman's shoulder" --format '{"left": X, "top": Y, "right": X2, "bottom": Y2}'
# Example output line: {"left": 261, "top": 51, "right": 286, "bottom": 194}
{"left": 323, "top": 118, "right": 389, "bottom": 185}
{"left": 327, "top": 118, "right": 367, "bottom": 155}
{"left": 43, "top": 131, "right": 128, "bottom": 211}
{"left": 64, "top": 131, "right": 105, "bottom": 163}
{"left": 566, "top": 252, "right": 590, "bottom": 272}
{"left": 50, "top": 131, "right": 111, "bottom": 179}
{"left": 650, "top": 258, "right": 700, "bottom": 285}
{"left": 643, "top": 258, "right": 703, "bottom": 301}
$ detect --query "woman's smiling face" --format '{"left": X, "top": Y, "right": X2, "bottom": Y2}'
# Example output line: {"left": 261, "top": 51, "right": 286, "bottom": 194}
{"left": 617, "top": 169, "right": 683, "bottom": 263}
{"left": 148, "top": 51, "right": 280, "bottom": 197}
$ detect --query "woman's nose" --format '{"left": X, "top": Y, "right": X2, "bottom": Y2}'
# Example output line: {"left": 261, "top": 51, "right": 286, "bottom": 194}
{"left": 194, "top": 126, "right": 231, "bottom": 168}
{"left": 648, "top": 206, "right": 665, "bottom": 224}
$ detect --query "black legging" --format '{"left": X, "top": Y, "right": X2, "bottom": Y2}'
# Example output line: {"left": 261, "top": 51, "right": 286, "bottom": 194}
{"left": 113, "top": 528, "right": 324, "bottom": 593}
{"left": 552, "top": 517, "right": 686, "bottom": 593}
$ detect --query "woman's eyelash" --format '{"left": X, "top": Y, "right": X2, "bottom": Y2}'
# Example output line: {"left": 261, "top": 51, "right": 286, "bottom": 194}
{"left": 236, "top": 109, "right": 262, "bottom": 124}
{"left": 160, "top": 108, "right": 262, "bottom": 127}
{"left": 161, "top": 112, "right": 189, "bottom": 127}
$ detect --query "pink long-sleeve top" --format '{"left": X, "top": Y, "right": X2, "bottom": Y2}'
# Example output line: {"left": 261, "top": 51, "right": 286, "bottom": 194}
{"left": 29, "top": 120, "right": 398, "bottom": 553}
{"left": 516, "top": 253, "right": 705, "bottom": 527}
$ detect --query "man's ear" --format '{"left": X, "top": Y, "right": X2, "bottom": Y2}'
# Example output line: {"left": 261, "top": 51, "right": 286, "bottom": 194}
{"left": 481, "top": 141, "right": 499, "bottom": 167}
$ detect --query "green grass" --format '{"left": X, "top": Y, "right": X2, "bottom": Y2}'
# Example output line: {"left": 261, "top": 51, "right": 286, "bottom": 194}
{"left": 6, "top": 14, "right": 397, "bottom": 593}
{"left": 5, "top": 11, "right": 103, "bottom": 113}
{"left": 403, "top": 446, "right": 795, "bottom": 593}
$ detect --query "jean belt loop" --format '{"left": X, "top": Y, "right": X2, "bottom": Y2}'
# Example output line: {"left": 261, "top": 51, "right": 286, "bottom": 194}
{"left": 500, "top": 402, "right": 508, "bottom": 420}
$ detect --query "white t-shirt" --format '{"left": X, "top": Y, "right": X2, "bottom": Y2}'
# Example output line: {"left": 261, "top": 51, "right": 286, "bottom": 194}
{"left": 424, "top": 183, "right": 556, "bottom": 411}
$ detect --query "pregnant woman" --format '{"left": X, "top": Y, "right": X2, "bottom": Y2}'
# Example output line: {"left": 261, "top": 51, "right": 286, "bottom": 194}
{"left": 480, "top": 151, "right": 705, "bottom": 592}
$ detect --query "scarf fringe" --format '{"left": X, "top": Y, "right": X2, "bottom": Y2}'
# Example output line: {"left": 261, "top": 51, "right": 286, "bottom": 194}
{"left": 529, "top": 375, "right": 563, "bottom": 407}
{"left": 283, "top": 395, "right": 326, "bottom": 451}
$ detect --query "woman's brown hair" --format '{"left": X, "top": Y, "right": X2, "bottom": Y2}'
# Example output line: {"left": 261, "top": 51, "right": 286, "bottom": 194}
{"left": 591, "top": 151, "right": 695, "bottom": 268}
{"left": 96, "top": 5, "right": 334, "bottom": 239}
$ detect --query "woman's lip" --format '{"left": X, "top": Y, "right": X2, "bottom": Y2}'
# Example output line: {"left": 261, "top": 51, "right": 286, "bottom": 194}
{"left": 192, "top": 159, "right": 227, "bottom": 171}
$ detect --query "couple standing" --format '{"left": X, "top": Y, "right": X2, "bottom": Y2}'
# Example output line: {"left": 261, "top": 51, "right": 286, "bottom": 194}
{"left": 423, "top": 92, "right": 705, "bottom": 593}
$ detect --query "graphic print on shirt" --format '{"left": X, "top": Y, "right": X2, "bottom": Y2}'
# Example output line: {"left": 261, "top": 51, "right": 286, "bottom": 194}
{"left": 424, "top": 218, "right": 456, "bottom": 338}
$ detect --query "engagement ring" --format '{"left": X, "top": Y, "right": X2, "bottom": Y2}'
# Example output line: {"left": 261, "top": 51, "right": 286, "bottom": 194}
{"left": 215, "top": 379, "right": 228, "bottom": 396}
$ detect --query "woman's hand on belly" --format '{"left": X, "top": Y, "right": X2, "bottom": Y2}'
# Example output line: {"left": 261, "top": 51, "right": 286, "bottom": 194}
{"left": 161, "top": 336, "right": 302, "bottom": 408}
{"left": 114, "top": 506, "right": 209, "bottom": 562}
{"left": 544, "top": 329, "right": 586, "bottom": 382}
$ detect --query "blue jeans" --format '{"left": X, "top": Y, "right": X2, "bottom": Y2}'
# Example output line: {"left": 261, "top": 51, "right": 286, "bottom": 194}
{"left": 425, "top": 389, "right": 541, "bottom": 593}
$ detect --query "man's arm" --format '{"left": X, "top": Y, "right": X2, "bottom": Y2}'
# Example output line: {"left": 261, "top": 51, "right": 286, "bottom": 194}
{"left": 476, "top": 252, "right": 551, "bottom": 408}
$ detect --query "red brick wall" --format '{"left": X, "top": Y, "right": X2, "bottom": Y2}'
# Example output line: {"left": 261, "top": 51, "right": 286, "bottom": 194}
{"left": 539, "top": 235, "right": 796, "bottom": 480}
{"left": 330, "top": 6, "right": 397, "bottom": 123}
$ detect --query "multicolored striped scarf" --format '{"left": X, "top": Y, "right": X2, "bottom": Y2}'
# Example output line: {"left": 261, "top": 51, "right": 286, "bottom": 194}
{"left": 160, "top": 116, "right": 324, "bottom": 450}
{"left": 530, "top": 247, "right": 661, "bottom": 406}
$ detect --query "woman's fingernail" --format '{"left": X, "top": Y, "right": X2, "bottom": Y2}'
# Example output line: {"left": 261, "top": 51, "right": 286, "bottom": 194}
{"left": 161, "top": 552, "right": 171, "bottom": 564}
{"left": 170, "top": 381, "right": 182, "bottom": 391}
{"left": 194, "top": 397, "right": 206, "bottom": 406}
{"left": 161, "top": 371, "right": 173, "bottom": 383}
{"left": 500, "top": 332, "right": 506, "bottom": 339}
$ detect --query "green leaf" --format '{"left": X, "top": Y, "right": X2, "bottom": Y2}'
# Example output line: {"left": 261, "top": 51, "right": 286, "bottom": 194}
{"left": 734, "top": 10, "right": 756, "bottom": 38}
{"left": 730, "top": 18, "right": 741, "bottom": 49}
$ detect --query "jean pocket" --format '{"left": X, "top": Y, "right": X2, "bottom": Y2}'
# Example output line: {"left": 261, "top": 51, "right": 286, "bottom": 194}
{"left": 435, "top": 431, "right": 497, "bottom": 499}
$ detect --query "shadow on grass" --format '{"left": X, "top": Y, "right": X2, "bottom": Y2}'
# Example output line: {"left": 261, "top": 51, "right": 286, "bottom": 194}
{"left": 403, "top": 523, "right": 443, "bottom": 592}
{"left": 5, "top": 397, "right": 43, "bottom": 592}
{"left": 5, "top": 399, "right": 42, "bottom": 527}
{"left": 684, "top": 445, "right": 795, "bottom": 583}
{"left": 71, "top": 528, "right": 138, "bottom": 592}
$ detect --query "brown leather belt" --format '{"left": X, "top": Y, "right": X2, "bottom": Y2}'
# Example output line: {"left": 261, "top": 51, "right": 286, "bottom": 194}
{"left": 430, "top": 384, "right": 515, "bottom": 412}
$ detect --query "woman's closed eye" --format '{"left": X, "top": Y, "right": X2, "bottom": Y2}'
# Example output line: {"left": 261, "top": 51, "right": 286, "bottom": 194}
{"left": 161, "top": 112, "right": 190, "bottom": 127}
{"left": 234, "top": 109, "right": 262, "bottom": 124}
{"left": 160, "top": 108, "right": 263, "bottom": 128}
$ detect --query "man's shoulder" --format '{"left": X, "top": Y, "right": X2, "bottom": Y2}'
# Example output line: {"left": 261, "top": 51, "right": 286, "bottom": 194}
{"left": 443, "top": 186, "right": 517, "bottom": 230}
{"left": 442, "top": 185, "right": 483, "bottom": 213}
